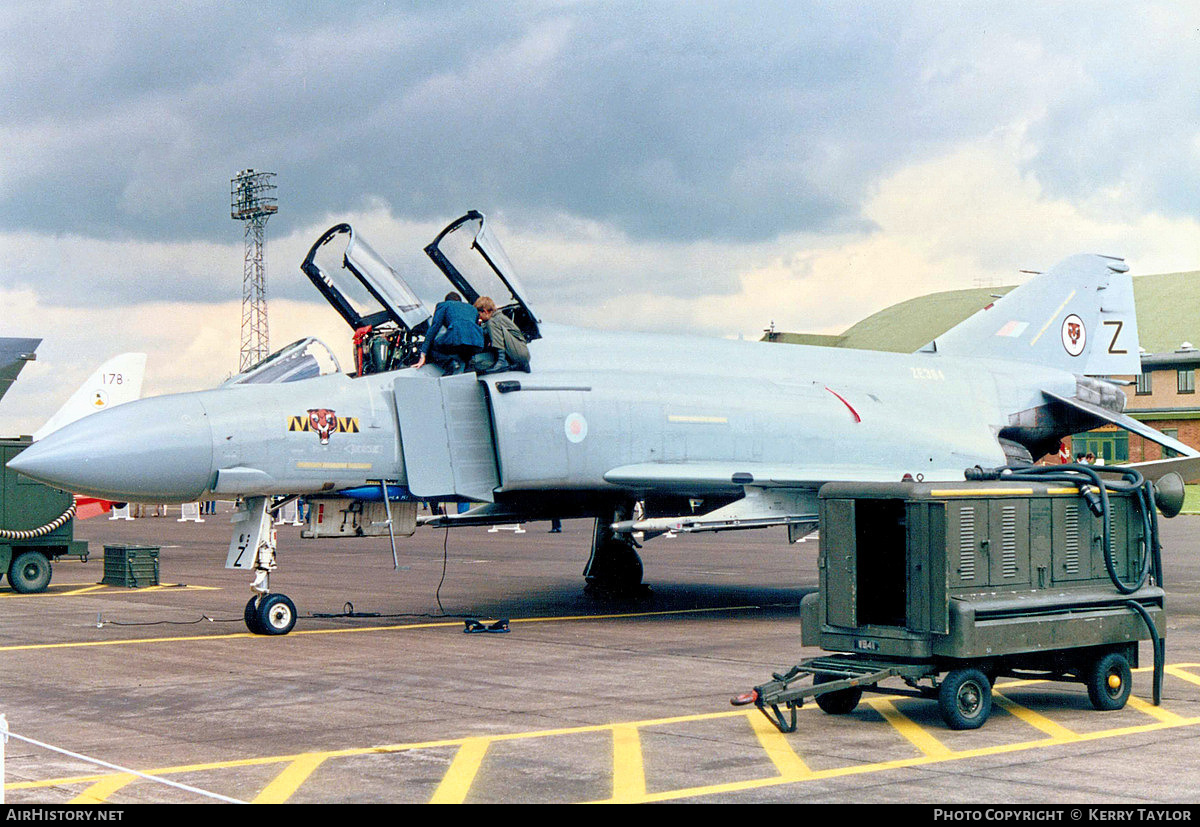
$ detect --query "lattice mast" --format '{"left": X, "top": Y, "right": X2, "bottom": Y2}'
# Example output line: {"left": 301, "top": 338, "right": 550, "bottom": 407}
{"left": 231, "top": 170, "right": 278, "bottom": 373}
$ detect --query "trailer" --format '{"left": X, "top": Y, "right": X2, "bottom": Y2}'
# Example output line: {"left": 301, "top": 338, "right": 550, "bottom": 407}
{"left": 735, "top": 464, "right": 1177, "bottom": 732}
{"left": 1, "top": 437, "right": 88, "bottom": 593}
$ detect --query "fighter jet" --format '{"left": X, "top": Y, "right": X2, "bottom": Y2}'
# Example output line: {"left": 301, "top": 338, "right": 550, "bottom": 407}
{"left": 10, "top": 211, "right": 1197, "bottom": 635}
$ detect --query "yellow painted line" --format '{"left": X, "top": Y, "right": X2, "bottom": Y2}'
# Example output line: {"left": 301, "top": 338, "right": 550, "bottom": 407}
{"left": 11, "top": 703, "right": 1200, "bottom": 803}
{"left": 992, "top": 692, "right": 1079, "bottom": 740}
{"left": 1126, "top": 695, "right": 1186, "bottom": 724}
{"left": 930, "top": 488, "right": 1034, "bottom": 497}
{"left": 867, "top": 698, "right": 954, "bottom": 758}
{"left": 0, "top": 604, "right": 768, "bottom": 653}
{"left": 1029, "top": 290, "right": 1076, "bottom": 347}
{"left": 1166, "top": 666, "right": 1200, "bottom": 689}
{"left": 56, "top": 586, "right": 108, "bottom": 597}
{"left": 69, "top": 773, "right": 135, "bottom": 804}
{"left": 746, "top": 710, "right": 811, "bottom": 779}
{"left": 12, "top": 665, "right": 1200, "bottom": 800}
{"left": 608, "top": 725, "right": 646, "bottom": 802}
{"left": 296, "top": 461, "right": 372, "bottom": 470}
{"left": 253, "top": 753, "right": 329, "bottom": 804}
{"left": 0, "top": 583, "right": 218, "bottom": 599}
{"left": 429, "top": 738, "right": 489, "bottom": 805}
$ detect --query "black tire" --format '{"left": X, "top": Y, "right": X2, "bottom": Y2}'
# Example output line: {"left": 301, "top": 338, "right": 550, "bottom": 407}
{"left": 244, "top": 596, "right": 266, "bottom": 634}
{"left": 813, "top": 673, "right": 863, "bottom": 715}
{"left": 255, "top": 593, "right": 297, "bottom": 636}
{"left": 584, "top": 541, "right": 644, "bottom": 592}
{"left": 1086, "top": 651, "right": 1132, "bottom": 711}
{"left": 938, "top": 668, "right": 992, "bottom": 730}
{"left": 9, "top": 551, "right": 52, "bottom": 594}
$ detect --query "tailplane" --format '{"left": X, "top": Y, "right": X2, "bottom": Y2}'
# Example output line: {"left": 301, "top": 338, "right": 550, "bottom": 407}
{"left": 924, "top": 254, "right": 1141, "bottom": 376}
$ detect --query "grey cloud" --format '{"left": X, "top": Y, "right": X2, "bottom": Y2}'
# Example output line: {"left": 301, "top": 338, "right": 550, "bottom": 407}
{"left": 3, "top": 1, "right": 1199, "bottom": 303}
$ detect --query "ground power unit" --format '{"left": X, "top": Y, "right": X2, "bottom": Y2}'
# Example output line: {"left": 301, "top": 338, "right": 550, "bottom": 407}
{"left": 736, "top": 464, "right": 1180, "bottom": 731}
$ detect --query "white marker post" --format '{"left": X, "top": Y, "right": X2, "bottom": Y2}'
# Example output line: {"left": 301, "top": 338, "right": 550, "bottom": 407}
{"left": 178, "top": 502, "right": 204, "bottom": 523}
{"left": 274, "top": 501, "right": 300, "bottom": 526}
{"left": 109, "top": 503, "right": 133, "bottom": 520}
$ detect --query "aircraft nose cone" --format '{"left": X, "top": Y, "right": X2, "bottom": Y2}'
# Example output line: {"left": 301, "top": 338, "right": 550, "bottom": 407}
{"left": 9, "top": 394, "right": 214, "bottom": 502}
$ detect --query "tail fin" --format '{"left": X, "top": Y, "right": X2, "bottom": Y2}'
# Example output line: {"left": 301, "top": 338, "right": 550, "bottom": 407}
{"left": 32, "top": 353, "right": 147, "bottom": 441}
{"left": 925, "top": 254, "right": 1141, "bottom": 376}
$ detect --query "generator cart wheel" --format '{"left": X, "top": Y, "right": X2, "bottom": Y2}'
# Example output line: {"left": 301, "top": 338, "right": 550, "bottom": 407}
{"left": 255, "top": 593, "right": 298, "bottom": 636}
{"left": 1085, "top": 652, "right": 1132, "bottom": 711}
{"left": 9, "top": 551, "right": 52, "bottom": 594}
{"left": 813, "top": 673, "right": 863, "bottom": 715}
{"left": 938, "top": 668, "right": 992, "bottom": 730}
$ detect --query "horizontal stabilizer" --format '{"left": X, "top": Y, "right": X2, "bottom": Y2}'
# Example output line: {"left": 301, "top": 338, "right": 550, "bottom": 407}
{"left": 0, "top": 337, "right": 40, "bottom": 406}
{"left": 1123, "top": 455, "right": 1200, "bottom": 484}
{"left": 1043, "top": 390, "right": 1200, "bottom": 459}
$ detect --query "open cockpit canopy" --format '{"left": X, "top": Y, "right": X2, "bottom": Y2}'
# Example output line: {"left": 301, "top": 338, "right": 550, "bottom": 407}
{"left": 301, "top": 212, "right": 539, "bottom": 342}
{"left": 425, "top": 211, "right": 541, "bottom": 341}
{"left": 301, "top": 223, "right": 432, "bottom": 334}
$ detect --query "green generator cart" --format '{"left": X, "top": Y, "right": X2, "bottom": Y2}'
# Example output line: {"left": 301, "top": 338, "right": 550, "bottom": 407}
{"left": 1, "top": 437, "right": 88, "bottom": 593}
{"left": 736, "top": 465, "right": 1176, "bottom": 732}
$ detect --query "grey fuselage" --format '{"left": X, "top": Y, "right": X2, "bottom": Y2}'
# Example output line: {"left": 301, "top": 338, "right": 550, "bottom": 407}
{"left": 10, "top": 323, "right": 1075, "bottom": 507}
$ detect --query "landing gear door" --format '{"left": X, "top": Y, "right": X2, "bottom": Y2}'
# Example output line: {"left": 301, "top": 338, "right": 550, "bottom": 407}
{"left": 394, "top": 374, "right": 499, "bottom": 502}
{"left": 425, "top": 211, "right": 541, "bottom": 342}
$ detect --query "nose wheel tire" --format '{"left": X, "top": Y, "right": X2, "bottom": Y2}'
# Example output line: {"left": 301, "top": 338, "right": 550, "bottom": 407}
{"left": 245, "top": 593, "right": 297, "bottom": 635}
{"left": 938, "top": 668, "right": 993, "bottom": 730}
{"left": 9, "top": 551, "right": 52, "bottom": 594}
{"left": 1086, "top": 652, "right": 1132, "bottom": 711}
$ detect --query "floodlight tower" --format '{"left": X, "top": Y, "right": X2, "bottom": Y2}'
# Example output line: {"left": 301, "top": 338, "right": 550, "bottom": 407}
{"left": 231, "top": 169, "right": 278, "bottom": 373}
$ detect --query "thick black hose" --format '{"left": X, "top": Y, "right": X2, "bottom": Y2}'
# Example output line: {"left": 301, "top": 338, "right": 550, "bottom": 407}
{"left": 1125, "top": 599, "right": 1164, "bottom": 705}
{"left": 969, "top": 463, "right": 1165, "bottom": 703}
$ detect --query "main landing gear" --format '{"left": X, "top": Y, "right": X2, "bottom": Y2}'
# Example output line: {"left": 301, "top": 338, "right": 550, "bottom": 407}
{"left": 228, "top": 496, "right": 300, "bottom": 635}
{"left": 583, "top": 501, "right": 647, "bottom": 597}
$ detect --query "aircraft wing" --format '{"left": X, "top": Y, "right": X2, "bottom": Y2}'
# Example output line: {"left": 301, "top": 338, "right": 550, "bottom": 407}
{"left": 601, "top": 461, "right": 945, "bottom": 539}
{"left": 603, "top": 461, "right": 943, "bottom": 492}
{"left": 1042, "top": 390, "right": 1200, "bottom": 459}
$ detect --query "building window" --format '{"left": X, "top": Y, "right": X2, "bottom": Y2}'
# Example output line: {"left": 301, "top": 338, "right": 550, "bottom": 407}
{"left": 1136, "top": 372, "right": 1152, "bottom": 395}
{"left": 1178, "top": 369, "right": 1195, "bottom": 394}
{"left": 1163, "top": 428, "right": 1181, "bottom": 459}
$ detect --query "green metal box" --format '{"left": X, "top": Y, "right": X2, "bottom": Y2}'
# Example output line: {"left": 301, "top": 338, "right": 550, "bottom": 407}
{"left": 101, "top": 545, "right": 160, "bottom": 588}
{"left": 803, "top": 479, "right": 1162, "bottom": 665}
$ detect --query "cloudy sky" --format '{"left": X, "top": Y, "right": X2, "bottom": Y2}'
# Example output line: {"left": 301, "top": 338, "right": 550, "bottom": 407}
{"left": 3, "top": 1, "right": 1200, "bottom": 433}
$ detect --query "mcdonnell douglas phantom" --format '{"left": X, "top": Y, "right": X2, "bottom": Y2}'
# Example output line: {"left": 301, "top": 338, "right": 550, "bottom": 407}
{"left": 11, "top": 211, "right": 1197, "bottom": 634}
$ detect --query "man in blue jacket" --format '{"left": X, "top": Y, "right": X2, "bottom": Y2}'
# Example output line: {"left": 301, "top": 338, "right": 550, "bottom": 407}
{"left": 413, "top": 292, "right": 485, "bottom": 374}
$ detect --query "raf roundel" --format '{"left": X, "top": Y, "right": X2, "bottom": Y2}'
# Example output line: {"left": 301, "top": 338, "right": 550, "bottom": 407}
{"left": 1061, "top": 314, "right": 1086, "bottom": 357}
{"left": 564, "top": 412, "right": 588, "bottom": 443}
